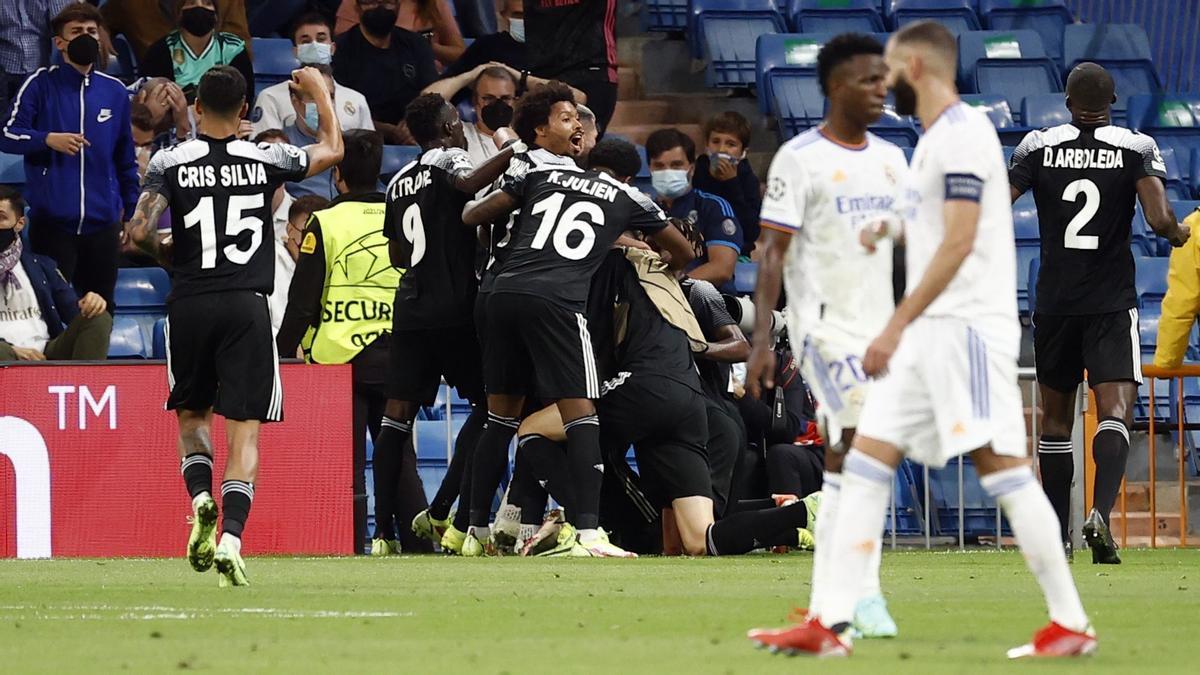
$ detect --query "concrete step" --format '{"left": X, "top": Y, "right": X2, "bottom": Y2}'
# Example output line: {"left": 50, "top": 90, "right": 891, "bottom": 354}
{"left": 640, "top": 36, "right": 706, "bottom": 95}
{"left": 618, "top": 35, "right": 662, "bottom": 70}
{"left": 1108, "top": 511, "right": 1182, "bottom": 538}
{"left": 618, "top": 68, "right": 643, "bottom": 101}
{"left": 610, "top": 100, "right": 674, "bottom": 126}
{"left": 606, "top": 122, "right": 703, "bottom": 148}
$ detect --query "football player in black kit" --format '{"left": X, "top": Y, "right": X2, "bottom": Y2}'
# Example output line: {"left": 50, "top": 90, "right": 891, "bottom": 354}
{"left": 460, "top": 83, "right": 696, "bottom": 557}
{"left": 1009, "top": 62, "right": 1190, "bottom": 564}
{"left": 370, "top": 93, "right": 523, "bottom": 556}
{"left": 126, "top": 65, "right": 344, "bottom": 586}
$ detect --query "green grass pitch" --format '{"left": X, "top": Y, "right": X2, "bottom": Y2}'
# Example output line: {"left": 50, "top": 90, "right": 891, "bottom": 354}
{"left": 0, "top": 549, "right": 1195, "bottom": 673}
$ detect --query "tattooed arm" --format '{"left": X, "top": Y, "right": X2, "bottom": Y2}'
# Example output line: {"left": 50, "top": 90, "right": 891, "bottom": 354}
{"left": 126, "top": 190, "right": 170, "bottom": 264}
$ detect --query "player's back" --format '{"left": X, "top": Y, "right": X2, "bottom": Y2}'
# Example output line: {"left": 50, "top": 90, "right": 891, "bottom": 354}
{"left": 384, "top": 146, "right": 479, "bottom": 328}
{"left": 1009, "top": 123, "right": 1165, "bottom": 315}
{"left": 908, "top": 102, "right": 1018, "bottom": 344}
{"left": 146, "top": 136, "right": 309, "bottom": 300}
{"left": 495, "top": 166, "right": 666, "bottom": 310}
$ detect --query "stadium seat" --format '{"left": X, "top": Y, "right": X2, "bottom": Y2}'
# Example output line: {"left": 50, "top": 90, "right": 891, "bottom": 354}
{"left": 1012, "top": 193, "right": 1038, "bottom": 242}
{"left": 452, "top": 0, "right": 498, "bottom": 37}
{"left": 1026, "top": 255, "right": 1039, "bottom": 314}
{"left": 642, "top": 0, "right": 689, "bottom": 32}
{"left": 151, "top": 317, "right": 166, "bottom": 359}
{"left": 887, "top": 0, "right": 980, "bottom": 35}
{"left": 958, "top": 30, "right": 1061, "bottom": 119}
{"left": 414, "top": 418, "right": 465, "bottom": 465}
{"left": 380, "top": 145, "right": 420, "bottom": 182}
{"left": 1190, "top": 148, "right": 1200, "bottom": 199}
{"left": 885, "top": 460, "right": 926, "bottom": 536}
{"left": 1015, "top": 245, "right": 1038, "bottom": 316}
{"left": 1063, "top": 24, "right": 1162, "bottom": 124}
{"left": 960, "top": 93, "right": 1016, "bottom": 129}
{"left": 1128, "top": 95, "right": 1200, "bottom": 169}
{"left": 788, "top": 0, "right": 885, "bottom": 33}
{"left": 1158, "top": 145, "right": 1188, "bottom": 199}
{"left": 1020, "top": 92, "right": 1070, "bottom": 129}
{"left": 1131, "top": 205, "right": 1160, "bottom": 256}
{"left": 0, "top": 153, "right": 23, "bottom": 188}
{"left": 868, "top": 107, "right": 920, "bottom": 147}
{"left": 734, "top": 261, "right": 758, "bottom": 295}
{"left": 692, "top": 0, "right": 786, "bottom": 87}
{"left": 1135, "top": 254, "right": 1169, "bottom": 310}
{"left": 113, "top": 267, "right": 170, "bottom": 314}
{"left": 770, "top": 70, "right": 825, "bottom": 139}
{"left": 112, "top": 34, "right": 138, "bottom": 77}
{"left": 758, "top": 32, "right": 833, "bottom": 115}
{"left": 251, "top": 37, "right": 299, "bottom": 91}
{"left": 108, "top": 315, "right": 148, "bottom": 359}
{"left": 926, "top": 456, "right": 1010, "bottom": 539}
{"left": 979, "top": 0, "right": 1072, "bottom": 67}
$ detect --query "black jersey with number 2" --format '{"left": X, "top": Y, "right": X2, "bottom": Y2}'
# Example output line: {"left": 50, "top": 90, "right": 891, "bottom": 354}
{"left": 384, "top": 146, "right": 480, "bottom": 329}
{"left": 494, "top": 164, "right": 667, "bottom": 311}
{"left": 1009, "top": 123, "right": 1166, "bottom": 315}
{"left": 143, "top": 135, "right": 309, "bottom": 300}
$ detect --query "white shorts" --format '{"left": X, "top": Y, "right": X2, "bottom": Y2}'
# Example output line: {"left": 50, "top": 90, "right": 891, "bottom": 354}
{"left": 799, "top": 331, "right": 870, "bottom": 448}
{"left": 856, "top": 317, "right": 1026, "bottom": 468}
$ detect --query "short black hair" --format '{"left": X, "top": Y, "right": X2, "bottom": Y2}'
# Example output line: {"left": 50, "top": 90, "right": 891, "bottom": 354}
{"left": 196, "top": 65, "right": 246, "bottom": 117}
{"left": 405, "top": 93, "right": 451, "bottom": 146}
{"left": 1066, "top": 62, "right": 1116, "bottom": 110}
{"left": 290, "top": 11, "right": 333, "bottom": 44}
{"left": 512, "top": 81, "right": 576, "bottom": 145}
{"left": 253, "top": 128, "right": 288, "bottom": 144}
{"left": 587, "top": 138, "right": 642, "bottom": 181}
{"left": 51, "top": 2, "right": 104, "bottom": 36}
{"left": 817, "top": 33, "right": 884, "bottom": 96}
{"left": 0, "top": 185, "right": 26, "bottom": 215}
{"left": 338, "top": 129, "right": 384, "bottom": 190}
{"left": 645, "top": 128, "right": 695, "bottom": 164}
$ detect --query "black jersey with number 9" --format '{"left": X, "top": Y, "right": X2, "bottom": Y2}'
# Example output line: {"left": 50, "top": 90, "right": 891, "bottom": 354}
{"left": 143, "top": 136, "right": 309, "bottom": 300}
{"left": 1008, "top": 123, "right": 1166, "bottom": 315}
{"left": 493, "top": 165, "right": 668, "bottom": 312}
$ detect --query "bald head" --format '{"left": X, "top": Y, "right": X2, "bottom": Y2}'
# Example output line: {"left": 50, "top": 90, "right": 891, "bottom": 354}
{"left": 1066, "top": 62, "right": 1116, "bottom": 112}
{"left": 890, "top": 20, "right": 957, "bottom": 76}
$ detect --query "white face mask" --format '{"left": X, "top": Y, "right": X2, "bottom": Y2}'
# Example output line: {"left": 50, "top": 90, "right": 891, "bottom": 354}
{"left": 508, "top": 18, "right": 525, "bottom": 44}
{"left": 296, "top": 41, "right": 332, "bottom": 65}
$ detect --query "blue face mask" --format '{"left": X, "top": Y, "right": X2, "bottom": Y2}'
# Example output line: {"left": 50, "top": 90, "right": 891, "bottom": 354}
{"left": 303, "top": 102, "right": 320, "bottom": 132}
{"left": 296, "top": 41, "right": 332, "bottom": 65}
{"left": 651, "top": 169, "right": 690, "bottom": 199}
{"left": 508, "top": 18, "right": 525, "bottom": 43}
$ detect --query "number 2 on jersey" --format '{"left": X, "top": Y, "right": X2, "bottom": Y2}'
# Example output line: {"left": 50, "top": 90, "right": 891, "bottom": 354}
{"left": 1061, "top": 178, "right": 1100, "bottom": 250}
{"left": 182, "top": 194, "right": 265, "bottom": 269}
{"left": 529, "top": 192, "right": 602, "bottom": 260}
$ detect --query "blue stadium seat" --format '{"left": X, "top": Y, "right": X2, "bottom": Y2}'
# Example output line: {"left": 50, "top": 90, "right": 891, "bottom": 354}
{"left": 414, "top": 418, "right": 465, "bottom": 465}
{"left": 1063, "top": 24, "right": 1161, "bottom": 123}
{"left": 885, "top": 460, "right": 925, "bottom": 536}
{"left": 108, "top": 315, "right": 148, "bottom": 359}
{"left": 151, "top": 317, "right": 167, "bottom": 359}
{"left": 734, "top": 261, "right": 758, "bottom": 295}
{"left": 1138, "top": 312, "right": 1159, "bottom": 362}
{"left": 251, "top": 37, "right": 299, "bottom": 90}
{"left": 771, "top": 73, "right": 824, "bottom": 139}
{"left": 1012, "top": 192, "right": 1038, "bottom": 242}
{"left": 1131, "top": 205, "right": 1160, "bottom": 256}
{"left": 380, "top": 145, "right": 420, "bottom": 182}
{"left": 1173, "top": 201, "right": 1200, "bottom": 243}
{"left": 757, "top": 32, "right": 832, "bottom": 115}
{"left": 1158, "top": 145, "right": 1188, "bottom": 199}
{"left": 692, "top": 0, "right": 786, "bottom": 86}
{"left": 979, "top": 0, "right": 1072, "bottom": 67}
{"left": 1026, "top": 254, "right": 1039, "bottom": 313}
{"left": 888, "top": 0, "right": 980, "bottom": 35}
{"left": 958, "top": 30, "right": 1061, "bottom": 119}
{"left": 868, "top": 107, "right": 920, "bottom": 147}
{"left": 788, "top": 0, "right": 885, "bottom": 33}
{"left": 1190, "top": 148, "right": 1200, "bottom": 199}
{"left": 0, "top": 153, "right": 23, "bottom": 187}
{"left": 1020, "top": 92, "right": 1070, "bottom": 129}
{"left": 114, "top": 267, "right": 170, "bottom": 313}
{"left": 642, "top": 0, "right": 689, "bottom": 32}
{"left": 1015, "top": 246, "right": 1037, "bottom": 316}
{"left": 1135, "top": 255, "right": 1169, "bottom": 309}
{"left": 926, "top": 456, "right": 1010, "bottom": 539}
{"left": 112, "top": 34, "right": 138, "bottom": 77}
{"left": 961, "top": 93, "right": 1016, "bottom": 129}
{"left": 1129, "top": 96, "right": 1200, "bottom": 193}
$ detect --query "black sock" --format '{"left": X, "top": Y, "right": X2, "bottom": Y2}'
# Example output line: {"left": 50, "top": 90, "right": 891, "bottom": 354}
{"left": 180, "top": 453, "right": 213, "bottom": 499}
{"left": 1038, "top": 435, "right": 1074, "bottom": 542}
{"left": 1092, "top": 417, "right": 1130, "bottom": 526}
{"left": 706, "top": 501, "right": 808, "bottom": 555}
{"left": 468, "top": 412, "right": 520, "bottom": 527}
{"left": 394, "top": 435, "right": 432, "bottom": 553}
{"left": 372, "top": 416, "right": 412, "bottom": 540}
{"left": 430, "top": 406, "right": 485, "bottom": 521}
{"left": 220, "top": 480, "right": 253, "bottom": 539}
{"left": 564, "top": 415, "right": 602, "bottom": 531}
{"left": 452, "top": 441, "right": 474, "bottom": 533}
{"left": 517, "top": 434, "right": 574, "bottom": 516}
{"left": 510, "top": 437, "right": 551, "bottom": 524}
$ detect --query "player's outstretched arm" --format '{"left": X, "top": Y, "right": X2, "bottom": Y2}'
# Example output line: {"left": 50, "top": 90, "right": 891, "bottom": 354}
{"left": 1137, "top": 176, "right": 1190, "bottom": 246}
{"left": 744, "top": 226, "right": 789, "bottom": 399}
{"left": 125, "top": 190, "right": 170, "bottom": 264}
{"left": 462, "top": 189, "right": 519, "bottom": 226}
{"left": 292, "top": 67, "right": 344, "bottom": 178}
{"left": 647, "top": 222, "right": 697, "bottom": 271}
{"left": 450, "top": 142, "right": 524, "bottom": 196}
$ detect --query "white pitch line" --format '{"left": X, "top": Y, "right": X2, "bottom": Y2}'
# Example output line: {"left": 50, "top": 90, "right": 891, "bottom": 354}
{"left": 0, "top": 605, "right": 408, "bottom": 620}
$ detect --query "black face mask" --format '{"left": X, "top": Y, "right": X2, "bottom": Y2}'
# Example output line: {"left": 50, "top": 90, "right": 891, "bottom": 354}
{"left": 66, "top": 34, "right": 99, "bottom": 66}
{"left": 180, "top": 7, "right": 217, "bottom": 37}
{"left": 0, "top": 229, "right": 17, "bottom": 250}
{"left": 360, "top": 7, "right": 398, "bottom": 37}
{"left": 892, "top": 73, "right": 917, "bottom": 117}
{"left": 479, "top": 100, "right": 513, "bottom": 131}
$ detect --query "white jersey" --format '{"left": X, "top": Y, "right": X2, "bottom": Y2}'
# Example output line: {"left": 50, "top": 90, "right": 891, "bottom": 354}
{"left": 760, "top": 127, "right": 907, "bottom": 347}
{"left": 906, "top": 101, "right": 1020, "bottom": 352}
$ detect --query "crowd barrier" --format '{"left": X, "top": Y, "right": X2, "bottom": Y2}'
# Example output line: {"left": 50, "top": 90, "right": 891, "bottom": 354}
{"left": 0, "top": 362, "right": 355, "bottom": 559}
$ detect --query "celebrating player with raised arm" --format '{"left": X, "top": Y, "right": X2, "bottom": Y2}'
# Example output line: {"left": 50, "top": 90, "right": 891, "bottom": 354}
{"left": 126, "top": 65, "right": 343, "bottom": 587}
{"left": 748, "top": 22, "right": 1094, "bottom": 659}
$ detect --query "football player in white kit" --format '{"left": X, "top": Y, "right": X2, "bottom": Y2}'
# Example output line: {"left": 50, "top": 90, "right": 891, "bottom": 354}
{"left": 749, "top": 22, "right": 1096, "bottom": 659}
{"left": 744, "top": 33, "right": 906, "bottom": 639}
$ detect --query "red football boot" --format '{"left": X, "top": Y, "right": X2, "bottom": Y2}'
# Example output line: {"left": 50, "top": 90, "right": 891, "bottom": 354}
{"left": 1006, "top": 622, "right": 1098, "bottom": 659}
{"left": 747, "top": 617, "right": 851, "bottom": 657}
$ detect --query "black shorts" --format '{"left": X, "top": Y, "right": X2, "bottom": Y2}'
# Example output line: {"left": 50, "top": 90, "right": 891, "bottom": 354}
{"left": 387, "top": 324, "right": 484, "bottom": 404}
{"left": 598, "top": 375, "right": 711, "bottom": 508}
{"left": 1033, "top": 308, "right": 1143, "bottom": 392}
{"left": 484, "top": 292, "right": 599, "bottom": 400}
{"left": 165, "top": 291, "right": 281, "bottom": 422}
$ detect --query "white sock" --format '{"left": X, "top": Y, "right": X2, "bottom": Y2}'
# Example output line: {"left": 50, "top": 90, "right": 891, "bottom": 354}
{"left": 981, "top": 466, "right": 1090, "bottom": 632}
{"left": 192, "top": 491, "right": 211, "bottom": 510}
{"left": 807, "top": 472, "right": 841, "bottom": 616}
{"left": 860, "top": 528, "right": 883, "bottom": 599}
{"left": 518, "top": 524, "right": 538, "bottom": 543}
{"left": 219, "top": 533, "right": 241, "bottom": 553}
{"left": 821, "top": 451, "right": 893, "bottom": 628}
{"left": 578, "top": 528, "right": 600, "bottom": 543}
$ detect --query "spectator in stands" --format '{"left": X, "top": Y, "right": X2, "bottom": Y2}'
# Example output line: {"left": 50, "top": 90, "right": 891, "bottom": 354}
{"left": 333, "top": 0, "right": 437, "bottom": 144}
{"left": 102, "top": 0, "right": 250, "bottom": 63}
{"left": 279, "top": 65, "right": 340, "bottom": 199}
{"left": 250, "top": 12, "right": 374, "bottom": 136}
{"left": 334, "top": 0, "right": 463, "bottom": 64}
{"left": 439, "top": 0, "right": 526, "bottom": 79}
{"left": 524, "top": 0, "right": 618, "bottom": 133}
{"left": 284, "top": 194, "right": 326, "bottom": 262}
{"left": 0, "top": 2, "right": 139, "bottom": 311}
{"left": 1155, "top": 209, "right": 1200, "bottom": 368}
{"left": 692, "top": 112, "right": 762, "bottom": 255}
{"left": 139, "top": 0, "right": 255, "bottom": 104}
{"left": 646, "top": 128, "right": 744, "bottom": 294}
{"left": 243, "top": 0, "right": 308, "bottom": 38}
{"left": 0, "top": 186, "right": 112, "bottom": 362}
{"left": 0, "top": 0, "right": 71, "bottom": 116}
{"left": 131, "top": 79, "right": 194, "bottom": 176}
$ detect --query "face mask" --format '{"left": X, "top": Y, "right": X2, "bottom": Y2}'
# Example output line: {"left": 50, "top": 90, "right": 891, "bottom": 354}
{"left": 360, "top": 7, "right": 398, "bottom": 37}
{"left": 180, "top": 7, "right": 217, "bottom": 37}
{"left": 892, "top": 73, "right": 917, "bottom": 117}
{"left": 303, "top": 102, "right": 320, "bottom": 131}
{"left": 508, "top": 18, "right": 525, "bottom": 44}
{"left": 0, "top": 229, "right": 16, "bottom": 250}
{"left": 66, "top": 34, "right": 99, "bottom": 66}
{"left": 710, "top": 151, "right": 739, "bottom": 165}
{"left": 479, "top": 100, "right": 514, "bottom": 131}
{"left": 296, "top": 41, "right": 332, "bottom": 65}
{"left": 651, "top": 169, "right": 690, "bottom": 199}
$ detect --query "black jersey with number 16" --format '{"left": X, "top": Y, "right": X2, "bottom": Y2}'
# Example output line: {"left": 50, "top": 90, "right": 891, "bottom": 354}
{"left": 494, "top": 165, "right": 668, "bottom": 312}
{"left": 1009, "top": 123, "right": 1166, "bottom": 315}
{"left": 143, "top": 135, "right": 309, "bottom": 300}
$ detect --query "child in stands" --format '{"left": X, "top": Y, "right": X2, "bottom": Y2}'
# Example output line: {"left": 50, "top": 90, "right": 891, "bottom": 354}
{"left": 692, "top": 111, "right": 763, "bottom": 255}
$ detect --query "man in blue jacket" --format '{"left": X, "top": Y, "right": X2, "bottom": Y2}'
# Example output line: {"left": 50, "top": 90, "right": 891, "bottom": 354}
{"left": 0, "top": 2, "right": 139, "bottom": 310}
{"left": 0, "top": 187, "right": 112, "bottom": 361}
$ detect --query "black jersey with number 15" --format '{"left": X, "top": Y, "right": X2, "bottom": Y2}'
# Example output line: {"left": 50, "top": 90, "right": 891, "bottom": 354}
{"left": 143, "top": 135, "right": 309, "bottom": 301}
{"left": 493, "top": 165, "right": 668, "bottom": 312}
{"left": 1009, "top": 123, "right": 1166, "bottom": 315}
